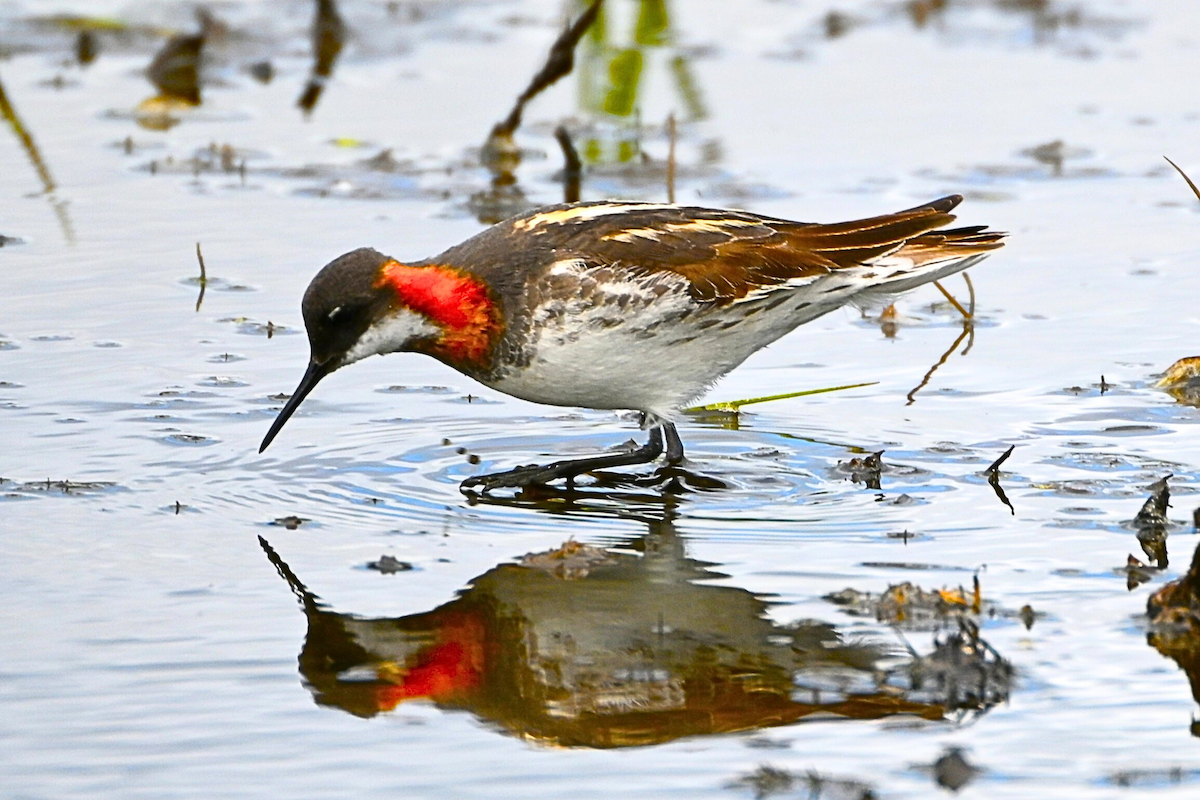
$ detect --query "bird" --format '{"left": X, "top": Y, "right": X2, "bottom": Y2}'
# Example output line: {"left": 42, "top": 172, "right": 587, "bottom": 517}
{"left": 259, "top": 195, "right": 1004, "bottom": 491}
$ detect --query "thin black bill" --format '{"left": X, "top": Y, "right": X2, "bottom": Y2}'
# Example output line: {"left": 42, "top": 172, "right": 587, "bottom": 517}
{"left": 259, "top": 359, "right": 331, "bottom": 453}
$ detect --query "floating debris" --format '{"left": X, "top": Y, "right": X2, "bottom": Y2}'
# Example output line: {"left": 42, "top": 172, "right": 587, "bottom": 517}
{"left": 841, "top": 450, "right": 884, "bottom": 490}
{"left": 984, "top": 444, "right": 1015, "bottom": 514}
{"left": 1133, "top": 475, "right": 1172, "bottom": 568}
{"left": 1123, "top": 554, "right": 1155, "bottom": 591}
{"left": 904, "top": 619, "right": 1013, "bottom": 718}
{"left": 727, "top": 764, "right": 792, "bottom": 799}
{"left": 927, "top": 746, "right": 981, "bottom": 793}
{"left": 146, "top": 32, "right": 204, "bottom": 105}
{"left": 728, "top": 765, "right": 874, "bottom": 799}
{"left": 1019, "top": 139, "right": 1089, "bottom": 177}
{"left": 271, "top": 515, "right": 308, "bottom": 530}
{"left": 367, "top": 555, "right": 413, "bottom": 574}
{"left": 826, "top": 579, "right": 984, "bottom": 628}
{"left": 1157, "top": 356, "right": 1200, "bottom": 406}
{"left": 247, "top": 60, "right": 274, "bottom": 84}
{"left": 518, "top": 539, "right": 617, "bottom": 579}
{"left": 1146, "top": 540, "right": 1200, "bottom": 734}
{"left": 75, "top": 29, "right": 98, "bottom": 65}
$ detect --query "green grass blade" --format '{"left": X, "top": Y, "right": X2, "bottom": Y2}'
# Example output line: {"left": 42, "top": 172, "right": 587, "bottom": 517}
{"left": 687, "top": 382, "right": 878, "bottom": 413}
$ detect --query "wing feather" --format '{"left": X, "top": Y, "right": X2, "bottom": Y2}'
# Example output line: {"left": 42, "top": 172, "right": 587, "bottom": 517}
{"left": 476, "top": 196, "right": 1004, "bottom": 306}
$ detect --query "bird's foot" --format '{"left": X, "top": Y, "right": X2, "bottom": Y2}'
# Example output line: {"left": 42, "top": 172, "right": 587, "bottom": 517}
{"left": 461, "top": 430, "right": 667, "bottom": 494}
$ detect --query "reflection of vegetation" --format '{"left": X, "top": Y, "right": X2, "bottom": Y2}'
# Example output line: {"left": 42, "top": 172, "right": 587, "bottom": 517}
{"left": 1148, "top": 539, "right": 1200, "bottom": 737}
{"left": 577, "top": 0, "right": 707, "bottom": 165}
{"left": 0, "top": 71, "right": 74, "bottom": 244}
{"left": 471, "top": 1, "right": 602, "bottom": 223}
{"left": 297, "top": 0, "right": 346, "bottom": 115}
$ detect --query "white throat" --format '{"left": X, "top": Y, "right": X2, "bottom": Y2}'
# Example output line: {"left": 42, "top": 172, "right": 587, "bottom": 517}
{"left": 343, "top": 308, "right": 438, "bottom": 366}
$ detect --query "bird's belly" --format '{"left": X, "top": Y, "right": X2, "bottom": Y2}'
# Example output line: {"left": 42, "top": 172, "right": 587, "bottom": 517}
{"left": 485, "top": 336, "right": 698, "bottom": 414}
{"left": 484, "top": 310, "right": 784, "bottom": 416}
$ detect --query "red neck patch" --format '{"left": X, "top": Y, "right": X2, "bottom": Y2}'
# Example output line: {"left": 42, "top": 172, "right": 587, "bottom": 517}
{"left": 376, "top": 261, "right": 502, "bottom": 368}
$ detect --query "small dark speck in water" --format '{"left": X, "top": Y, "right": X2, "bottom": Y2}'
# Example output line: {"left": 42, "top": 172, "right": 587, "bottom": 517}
{"left": 467, "top": 454, "right": 481, "bottom": 465}
{"left": 367, "top": 555, "right": 414, "bottom": 574}
{"left": 1109, "top": 767, "right": 1200, "bottom": 788}
{"left": 928, "top": 747, "right": 981, "bottom": 792}
{"left": 1019, "top": 604, "right": 1036, "bottom": 629}
{"left": 1122, "top": 554, "right": 1154, "bottom": 590}
{"left": 162, "top": 433, "right": 215, "bottom": 446}
{"left": 93, "top": 341, "right": 122, "bottom": 348}
{"left": 271, "top": 516, "right": 308, "bottom": 530}
{"left": 207, "top": 353, "right": 246, "bottom": 363}
{"left": 0, "top": 234, "right": 25, "bottom": 246}
{"left": 248, "top": 60, "right": 274, "bottom": 83}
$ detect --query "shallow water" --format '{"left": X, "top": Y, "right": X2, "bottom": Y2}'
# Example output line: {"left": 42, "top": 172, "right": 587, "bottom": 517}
{"left": 4, "top": 0, "right": 1200, "bottom": 797}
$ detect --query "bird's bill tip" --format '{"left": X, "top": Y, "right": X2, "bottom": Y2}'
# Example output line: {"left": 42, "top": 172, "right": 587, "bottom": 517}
{"left": 259, "top": 360, "right": 330, "bottom": 453}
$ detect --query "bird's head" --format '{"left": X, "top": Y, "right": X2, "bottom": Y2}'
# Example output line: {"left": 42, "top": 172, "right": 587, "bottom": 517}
{"left": 259, "top": 247, "right": 502, "bottom": 452}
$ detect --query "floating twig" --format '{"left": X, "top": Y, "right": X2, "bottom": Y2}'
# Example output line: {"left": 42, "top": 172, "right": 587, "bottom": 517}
{"left": 984, "top": 445, "right": 1014, "bottom": 476}
{"left": 985, "top": 445, "right": 1015, "bottom": 515}
{"left": 1165, "top": 156, "right": 1200, "bottom": 202}
{"left": 195, "top": 242, "right": 208, "bottom": 312}
{"left": 147, "top": 33, "right": 204, "bottom": 105}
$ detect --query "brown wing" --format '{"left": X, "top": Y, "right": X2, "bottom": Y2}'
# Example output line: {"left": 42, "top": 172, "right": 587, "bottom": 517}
{"left": 507, "top": 196, "right": 1004, "bottom": 304}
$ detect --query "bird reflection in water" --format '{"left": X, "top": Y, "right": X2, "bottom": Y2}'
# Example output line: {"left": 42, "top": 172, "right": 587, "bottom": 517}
{"left": 261, "top": 489, "right": 1005, "bottom": 747}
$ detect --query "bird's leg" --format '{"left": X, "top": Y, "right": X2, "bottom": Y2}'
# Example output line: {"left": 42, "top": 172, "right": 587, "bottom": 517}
{"left": 662, "top": 422, "right": 684, "bottom": 465}
{"left": 461, "top": 425, "right": 665, "bottom": 493}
